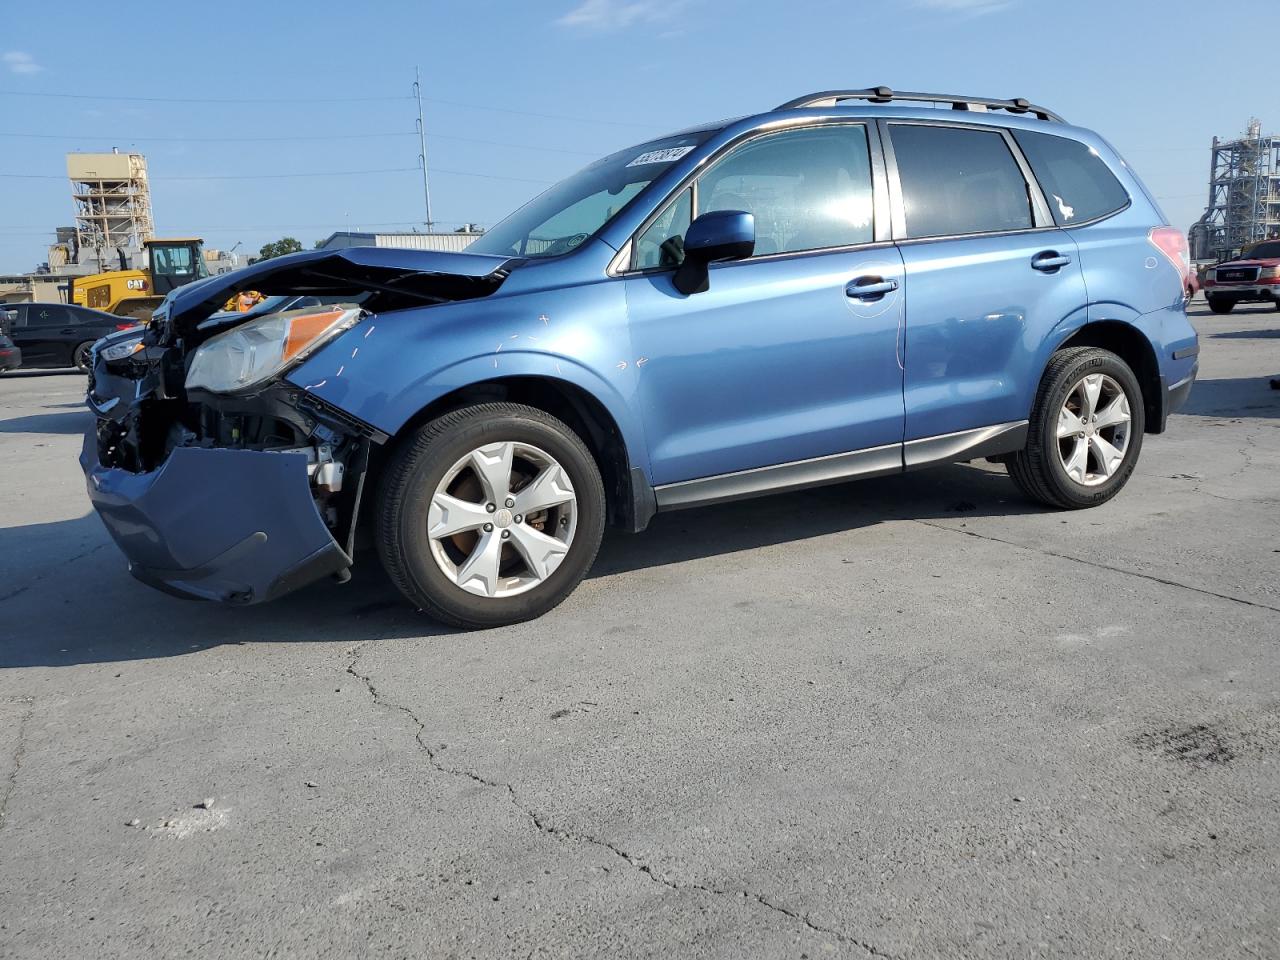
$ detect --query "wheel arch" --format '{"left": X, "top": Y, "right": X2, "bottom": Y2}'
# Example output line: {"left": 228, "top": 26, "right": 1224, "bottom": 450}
{"left": 1055, "top": 320, "right": 1163, "bottom": 434}
{"left": 376, "top": 375, "right": 655, "bottom": 533}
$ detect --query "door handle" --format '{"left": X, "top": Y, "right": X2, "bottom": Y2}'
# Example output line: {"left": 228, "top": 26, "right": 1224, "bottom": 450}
{"left": 1031, "top": 252, "right": 1071, "bottom": 272}
{"left": 59, "top": 327, "right": 77, "bottom": 334}
{"left": 846, "top": 277, "right": 899, "bottom": 300}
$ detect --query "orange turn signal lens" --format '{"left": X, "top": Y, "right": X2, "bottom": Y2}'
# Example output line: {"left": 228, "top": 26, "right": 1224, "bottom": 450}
{"left": 281, "top": 308, "right": 350, "bottom": 363}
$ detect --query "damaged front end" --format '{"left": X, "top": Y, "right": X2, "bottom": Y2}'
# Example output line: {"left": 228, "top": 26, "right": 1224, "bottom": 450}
{"left": 80, "top": 246, "right": 513, "bottom": 604}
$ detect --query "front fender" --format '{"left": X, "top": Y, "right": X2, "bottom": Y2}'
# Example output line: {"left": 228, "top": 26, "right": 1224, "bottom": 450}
{"left": 284, "top": 287, "right": 650, "bottom": 477}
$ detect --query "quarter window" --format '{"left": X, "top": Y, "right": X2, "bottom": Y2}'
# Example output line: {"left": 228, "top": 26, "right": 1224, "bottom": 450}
{"left": 890, "top": 125, "right": 1033, "bottom": 238}
{"left": 634, "top": 187, "right": 692, "bottom": 269}
{"left": 1013, "top": 130, "right": 1129, "bottom": 226}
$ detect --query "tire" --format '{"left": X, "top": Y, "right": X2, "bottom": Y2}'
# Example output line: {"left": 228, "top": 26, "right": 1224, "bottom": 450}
{"left": 72, "top": 341, "right": 95, "bottom": 373}
{"left": 376, "top": 402, "right": 606, "bottom": 629}
{"left": 1207, "top": 295, "right": 1236, "bottom": 314}
{"left": 1006, "top": 347, "right": 1145, "bottom": 510}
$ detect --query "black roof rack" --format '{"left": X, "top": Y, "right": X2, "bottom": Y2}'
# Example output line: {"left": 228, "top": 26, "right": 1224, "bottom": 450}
{"left": 776, "top": 87, "right": 1065, "bottom": 123}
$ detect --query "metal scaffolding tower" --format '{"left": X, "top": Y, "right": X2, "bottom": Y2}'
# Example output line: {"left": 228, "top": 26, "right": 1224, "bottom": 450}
{"left": 1190, "top": 120, "right": 1280, "bottom": 262}
{"left": 65, "top": 151, "right": 155, "bottom": 261}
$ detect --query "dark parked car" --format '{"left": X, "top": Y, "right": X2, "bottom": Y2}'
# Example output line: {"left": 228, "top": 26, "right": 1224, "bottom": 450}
{"left": 0, "top": 334, "right": 20, "bottom": 372}
{"left": 0, "top": 302, "right": 140, "bottom": 372}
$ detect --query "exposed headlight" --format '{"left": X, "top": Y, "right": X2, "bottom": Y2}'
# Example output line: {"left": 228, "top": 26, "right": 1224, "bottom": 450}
{"left": 185, "top": 305, "right": 362, "bottom": 394}
{"left": 1261, "top": 266, "right": 1280, "bottom": 280}
{"left": 99, "top": 335, "right": 145, "bottom": 362}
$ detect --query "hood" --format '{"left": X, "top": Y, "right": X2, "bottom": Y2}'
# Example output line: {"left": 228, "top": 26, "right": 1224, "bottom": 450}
{"left": 156, "top": 246, "right": 517, "bottom": 344}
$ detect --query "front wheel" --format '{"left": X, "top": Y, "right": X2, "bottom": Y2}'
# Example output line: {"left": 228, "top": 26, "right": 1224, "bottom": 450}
{"left": 375, "top": 402, "right": 606, "bottom": 629}
{"left": 1006, "top": 347, "right": 1145, "bottom": 510}
{"left": 72, "top": 341, "right": 95, "bottom": 373}
{"left": 1207, "top": 295, "right": 1236, "bottom": 314}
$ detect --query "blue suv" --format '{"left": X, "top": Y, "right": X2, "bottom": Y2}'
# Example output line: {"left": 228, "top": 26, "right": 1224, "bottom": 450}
{"left": 83, "top": 87, "right": 1199, "bottom": 628}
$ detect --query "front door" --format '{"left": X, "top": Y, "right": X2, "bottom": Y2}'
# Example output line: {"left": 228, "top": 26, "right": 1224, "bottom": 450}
{"left": 883, "top": 121, "right": 1088, "bottom": 444}
{"left": 623, "top": 122, "right": 906, "bottom": 487}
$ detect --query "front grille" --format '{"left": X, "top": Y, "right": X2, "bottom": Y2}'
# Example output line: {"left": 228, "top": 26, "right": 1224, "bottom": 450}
{"left": 1217, "top": 266, "right": 1259, "bottom": 283}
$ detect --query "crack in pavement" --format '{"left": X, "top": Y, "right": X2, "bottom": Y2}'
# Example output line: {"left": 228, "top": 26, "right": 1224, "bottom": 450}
{"left": 0, "top": 698, "right": 34, "bottom": 832}
{"left": 345, "top": 643, "right": 892, "bottom": 959}
{"left": 914, "top": 520, "right": 1280, "bottom": 615}
{"left": 0, "top": 542, "right": 110, "bottom": 604}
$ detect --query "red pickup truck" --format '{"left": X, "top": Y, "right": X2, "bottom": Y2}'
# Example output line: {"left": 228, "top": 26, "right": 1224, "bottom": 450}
{"left": 1201, "top": 239, "right": 1280, "bottom": 313}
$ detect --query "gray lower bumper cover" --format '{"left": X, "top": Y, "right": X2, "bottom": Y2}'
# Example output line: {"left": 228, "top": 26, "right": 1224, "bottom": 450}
{"left": 80, "top": 431, "right": 349, "bottom": 604}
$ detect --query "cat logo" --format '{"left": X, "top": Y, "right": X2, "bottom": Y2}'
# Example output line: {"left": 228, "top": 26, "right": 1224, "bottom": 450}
{"left": 126, "top": 279, "right": 148, "bottom": 291}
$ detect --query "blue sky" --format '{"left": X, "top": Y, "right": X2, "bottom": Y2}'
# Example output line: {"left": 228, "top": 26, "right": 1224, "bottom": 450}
{"left": 0, "top": 0, "right": 1264, "bottom": 273}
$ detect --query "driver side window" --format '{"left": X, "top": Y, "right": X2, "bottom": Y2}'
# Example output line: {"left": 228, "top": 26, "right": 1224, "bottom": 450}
{"left": 630, "top": 123, "right": 875, "bottom": 270}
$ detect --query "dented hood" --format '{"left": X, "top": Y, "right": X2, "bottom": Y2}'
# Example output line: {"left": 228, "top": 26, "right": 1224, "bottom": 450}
{"left": 158, "top": 246, "right": 516, "bottom": 342}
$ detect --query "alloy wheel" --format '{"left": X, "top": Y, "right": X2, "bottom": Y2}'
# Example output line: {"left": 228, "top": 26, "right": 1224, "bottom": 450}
{"left": 1056, "top": 373, "right": 1131, "bottom": 486}
{"left": 427, "top": 441, "right": 577, "bottom": 598}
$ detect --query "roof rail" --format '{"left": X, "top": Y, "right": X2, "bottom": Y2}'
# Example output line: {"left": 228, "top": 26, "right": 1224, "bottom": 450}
{"left": 776, "top": 87, "right": 1065, "bottom": 123}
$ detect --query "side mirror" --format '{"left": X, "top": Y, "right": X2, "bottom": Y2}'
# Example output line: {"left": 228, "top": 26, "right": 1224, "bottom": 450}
{"left": 673, "top": 210, "right": 755, "bottom": 295}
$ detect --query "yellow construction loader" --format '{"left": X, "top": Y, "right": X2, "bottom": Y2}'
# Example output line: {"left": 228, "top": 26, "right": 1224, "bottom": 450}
{"left": 70, "top": 238, "right": 208, "bottom": 321}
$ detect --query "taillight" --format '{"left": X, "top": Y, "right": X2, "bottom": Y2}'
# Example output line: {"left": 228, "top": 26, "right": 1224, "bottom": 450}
{"left": 114, "top": 323, "right": 137, "bottom": 331}
{"left": 1149, "top": 226, "right": 1190, "bottom": 284}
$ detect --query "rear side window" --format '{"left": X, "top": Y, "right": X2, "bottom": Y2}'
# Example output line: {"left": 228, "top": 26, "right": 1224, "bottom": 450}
{"left": 890, "top": 125, "right": 1033, "bottom": 238}
{"left": 1013, "top": 130, "right": 1129, "bottom": 226}
{"left": 26, "top": 305, "right": 71, "bottom": 327}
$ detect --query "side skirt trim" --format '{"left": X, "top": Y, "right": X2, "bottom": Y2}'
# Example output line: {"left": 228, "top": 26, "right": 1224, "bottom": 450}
{"left": 902, "top": 420, "right": 1028, "bottom": 468}
{"left": 655, "top": 443, "right": 901, "bottom": 510}
{"left": 653, "top": 420, "right": 1028, "bottom": 511}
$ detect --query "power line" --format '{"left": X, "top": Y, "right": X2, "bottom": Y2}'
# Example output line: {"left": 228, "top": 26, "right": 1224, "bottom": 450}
{"left": 0, "top": 129, "right": 599, "bottom": 156}
{"left": 0, "top": 87, "right": 657, "bottom": 129}
{"left": 1, "top": 130, "right": 420, "bottom": 143}
{"left": 0, "top": 88, "right": 411, "bottom": 104}
{"left": 0, "top": 219, "right": 481, "bottom": 236}
{"left": 0, "top": 166, "right": 551, "bottom": 184}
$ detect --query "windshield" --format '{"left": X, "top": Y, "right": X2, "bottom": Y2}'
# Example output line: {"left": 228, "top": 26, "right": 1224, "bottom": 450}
{"left": 468, "top": 130, "right": 718, "bottom": 259}
{"left": 1243, "top": 241, "right": 1280, "bottom": 260}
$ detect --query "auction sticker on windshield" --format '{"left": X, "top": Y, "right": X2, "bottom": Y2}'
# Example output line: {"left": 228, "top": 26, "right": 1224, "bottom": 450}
{"left": 626, "top": 146, "right": 696, "bottom": 167}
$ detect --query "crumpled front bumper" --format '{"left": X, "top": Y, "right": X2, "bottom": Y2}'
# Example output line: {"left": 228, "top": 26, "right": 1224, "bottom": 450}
{"left": 80, "top": 430, "right": 350, "bottom": 604}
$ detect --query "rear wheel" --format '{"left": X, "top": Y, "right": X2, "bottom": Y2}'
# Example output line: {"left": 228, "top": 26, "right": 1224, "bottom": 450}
{"left": 376, "top": 403, "right": 606, "bottom": 628}
{"left": 1007, "top": 347, "right": 1145, "bottom": 510}
{"left": 72, "top": 341, "right": 95, "bottom": 373}
{"left": 1207, "top": 295, "right": 1236, "bottom": 314}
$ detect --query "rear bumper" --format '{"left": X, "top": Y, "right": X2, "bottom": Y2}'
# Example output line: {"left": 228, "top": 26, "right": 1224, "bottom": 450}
{"left": 0, "top": 348, "right": 19, "bottom": 371}
{"left": 80, "top": 430, "right": 349, "bottom": 604}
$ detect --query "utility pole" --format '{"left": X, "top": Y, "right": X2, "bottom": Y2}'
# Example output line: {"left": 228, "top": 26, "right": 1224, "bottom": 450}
{"left": 413, "top": 66, "right": 435, "bottom": 232}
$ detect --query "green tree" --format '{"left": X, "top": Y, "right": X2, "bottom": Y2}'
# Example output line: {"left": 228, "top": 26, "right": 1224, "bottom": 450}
{"left": 258, "top": 237, "right": 303, "bottom": 261}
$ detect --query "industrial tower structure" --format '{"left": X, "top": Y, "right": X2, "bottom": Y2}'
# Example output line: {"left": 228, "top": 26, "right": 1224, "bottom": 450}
{"left": 65, "top": 151, "right": 155, "bottom": 262}
{"left": 1190, "top": 120, "right": 1280, "bottom": 263}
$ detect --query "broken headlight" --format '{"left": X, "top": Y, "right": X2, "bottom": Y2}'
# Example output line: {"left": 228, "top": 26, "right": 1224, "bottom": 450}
{"left": 185, "top": 306, "right": 361, "bottom": 394}
{"left": 99, "top": 335, "right": 146, "bottom": 362}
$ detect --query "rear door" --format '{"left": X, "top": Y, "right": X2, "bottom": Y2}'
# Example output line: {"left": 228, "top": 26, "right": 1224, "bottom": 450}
{"left": 22, "top": 303, "right": 78, "bottom": 366}
{"left": 882, "top": 121, "right": 1087, "bottom": 453}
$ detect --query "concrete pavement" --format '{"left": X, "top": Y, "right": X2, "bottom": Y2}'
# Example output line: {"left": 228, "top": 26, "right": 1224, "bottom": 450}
{"left": 1, "top": 301, "right": 1277, "bottom": 959}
